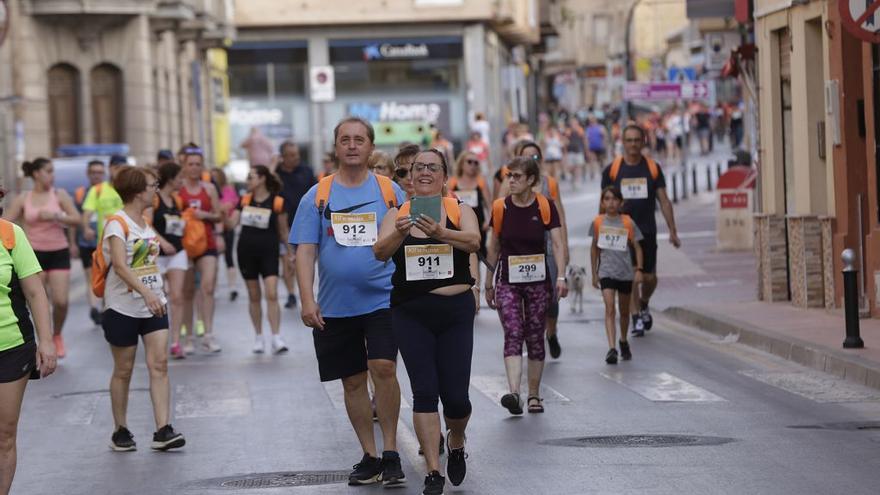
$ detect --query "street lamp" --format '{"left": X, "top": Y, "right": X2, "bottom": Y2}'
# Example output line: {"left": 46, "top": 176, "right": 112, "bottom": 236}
{"left": 622, "top": 0, "right": 642, "bottom": 124}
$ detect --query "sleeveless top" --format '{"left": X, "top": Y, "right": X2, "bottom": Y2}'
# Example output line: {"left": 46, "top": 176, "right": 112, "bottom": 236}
{"left": 544, "top": 134, "right": 564, "bottom": 161}
{"left": 23, "top": 189, "right": 68, "bottom": 252}
{"left": 236, "top": 193, "right": 283, "bottom": 251}
{"left": 450, "top": 181, "right": 486, "bottom": 228}
{"left": 152, "top": 193, "right": 184, "bottom": 252}
{"left": 390, "top": 217, "right": 474, "bottom": 307}
{"left": 177, "top": 184, "right": 217, "bottom": 250}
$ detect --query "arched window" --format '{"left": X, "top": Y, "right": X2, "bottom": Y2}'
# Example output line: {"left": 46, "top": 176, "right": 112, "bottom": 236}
{"left": 90, "top": 63, "right": 124, "bottom": 143}
{"left": 47, "top": 63, "right": 81, "bottom": 152}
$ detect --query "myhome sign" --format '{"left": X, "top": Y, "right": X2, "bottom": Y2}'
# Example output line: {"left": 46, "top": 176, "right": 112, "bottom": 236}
{"left": 363, "top": 42, "right": 430, "bottom": 60}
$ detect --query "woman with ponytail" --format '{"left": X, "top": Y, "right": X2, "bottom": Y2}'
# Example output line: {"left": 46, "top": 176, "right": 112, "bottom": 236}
{"left": 3, "top": 158, "right": 81, "bottom": 358}
{"left": 225, "top": 166, "right": 290, "bottom": 354}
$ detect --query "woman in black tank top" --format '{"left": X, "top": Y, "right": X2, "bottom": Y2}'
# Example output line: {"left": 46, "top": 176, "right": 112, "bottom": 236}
{"left": 374, "top": 149, "right": 481, "bottom": 494}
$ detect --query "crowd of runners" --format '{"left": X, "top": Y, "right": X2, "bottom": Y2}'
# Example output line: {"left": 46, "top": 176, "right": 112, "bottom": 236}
{"left": 0, "top": 114, "right": 679, "bottom": 495}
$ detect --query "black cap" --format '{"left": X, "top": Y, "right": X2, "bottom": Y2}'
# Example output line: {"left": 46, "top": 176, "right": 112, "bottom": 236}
{"left": 157, "top": 149, "right": 174, "bottom": 160}
{"left": 109, "top": 154, "right": 128, "bottom": 165}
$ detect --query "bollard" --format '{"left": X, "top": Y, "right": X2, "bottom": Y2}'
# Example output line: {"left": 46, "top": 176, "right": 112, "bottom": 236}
{"left": 716, "top": 162, "right": 722, "bottom": 180}
{"left": 706, "top": 166, "right": 713, "bottom": 191}
{"left": 842, "top": 249, "right": 864, "bottom": 349}
{"left": 692, "top": 166, "right": 698, "bottom": 195}
{"left": 680, "top": 170, "right": 688, "bottom": 200}
{"left": 672, "top": 172, "right": 679, "bottom": 203}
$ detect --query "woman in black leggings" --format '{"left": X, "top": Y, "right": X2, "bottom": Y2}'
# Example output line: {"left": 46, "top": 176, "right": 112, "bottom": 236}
{"left": 374, "top": 149, "right": 481, "bottom": 495}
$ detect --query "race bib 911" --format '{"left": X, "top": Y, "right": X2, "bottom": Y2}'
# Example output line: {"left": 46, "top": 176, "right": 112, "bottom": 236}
{"left": 404, "top": 244, "right": 453, "bottom": 281}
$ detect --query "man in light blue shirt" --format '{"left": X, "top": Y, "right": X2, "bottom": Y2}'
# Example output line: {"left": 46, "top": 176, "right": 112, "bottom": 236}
{"left": 290, "top": 117, "right": 406, "bottom": 487}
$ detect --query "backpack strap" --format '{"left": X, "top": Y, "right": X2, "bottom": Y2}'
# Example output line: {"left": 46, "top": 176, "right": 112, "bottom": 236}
{"left": 273, "top": 196, "right": 285, "bottom": 214}
{"left": 610, "top": 157, "right": 623, "bottom": 182}
{"left": 152, "top": 193, "right": 159, "bottom": 210}
{"left": 0, "top": 219, "right": 16, "bottom": 251}
{"left": 645, "top": 157, "right": 660, "bottom": 180}
{"left": 491, "top": 198, "right": 506, "bottom": 237}
{"left": 242, "top": 193, "right": 253, "bottom": 207}
{"left": 547, "top": 177, "right": 560, "bottom": 201}
{"left": 396, "top": 201, "right": 411, "bottom": 219}
{"left": 621, "top": 214, "right": 635, "bottom": 240}
{"left": 443, "top": 197, "right": 461, "bottom": 229}
{"left": 535, "top": 194, "right": 552, "bottom": 226}
{"left": 375, "top": 175, "right": 398, "bottom": 209}
{"left": 592, "top": 215, "right": 603, "bottom": 237}
{"left": 314, "top": 174, "right": 335, "bottom": 214}
{"left": 173, "top": 193, "right": 184, "bottom": 211}
{"left": 104, "top": 214, "right": 130, "bottom": 239}
{"left": 447, "top": 176, "right": 458, "bottom": 191}
{"left": 75, "top": 186, "right": 86, "bottom": 205}
{"left": 610, "top": 155, "right": 659, "bottom": 181}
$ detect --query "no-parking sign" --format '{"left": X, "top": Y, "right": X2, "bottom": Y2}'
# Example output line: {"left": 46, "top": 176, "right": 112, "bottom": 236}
{"left": 840, "top": 0, "right": 880, "bottom": 43}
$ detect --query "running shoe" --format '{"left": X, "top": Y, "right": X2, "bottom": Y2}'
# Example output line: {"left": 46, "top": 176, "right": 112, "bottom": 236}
{"left": 182, "top": 339, "right": 195, "bottom": 355}
{"left": 53, "top": 334, "right": 66, "bottom": 359}
{"left": 195, "top": 320, "right": 206, "bottom": 337}
{"left": 110, "top": 426, "right": 136, "bottom": 452}
{"left": 605, "top": 348, "right": 618, "bottom": 365}
{"left": 151, "top": 424, "right": 185, "bottom": 451}
{"left": 272, "top": 335, "right": 288, "bottom": 354}
{"left": 89, "top": 307, "right": 101, "bottom": 325}
{"left": 253, "top": 335, "right": 265, "bottom": 354}
{"left": 170, "top": 343, "right": 185, "bottom": 360}
{"left": 230, "top": 290, "right": 238, "bottom": 302}
{"left": 547, "top": 334, "right": 562, "bottom": 359}
{"left": 422, "top": 471, "right": 445, "bottom": 495}
{"left": 631, "top": 315, "right": 645, "bottom": 337}
{"left": 285, "top": 294, "right": 298, "bottom": 309}
{"left": 201, "top": 335, "right": 222, "bottom": 353}
{"left": 619, "top": 340, "right": 632, "bottom": 361}
{"left": 380, "top": 452, "right": 406, "bottom": 486}
{"left": 500, "top": 393, "right": 523, "bottom": 415}
{"left": 641, "top": 306, "right": 653, "bottom": 331}
{"left": 445, "top": 430, "right": 467, "bottom": 486}
{"left": 348, "top": 453, "right": 382, "bottom": 485}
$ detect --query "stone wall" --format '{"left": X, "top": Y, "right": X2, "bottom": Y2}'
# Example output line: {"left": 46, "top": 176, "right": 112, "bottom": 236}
{"left": 787, "top": 215, "right": 825, "bottom": 308}
{"left": 755, "top": 214, "right": 789, "bottom": 301}
{"left": 820, "top": 216, "right": 835, "bottom": 310}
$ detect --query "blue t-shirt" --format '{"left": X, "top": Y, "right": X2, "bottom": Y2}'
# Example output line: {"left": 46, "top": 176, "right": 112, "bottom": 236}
{"left": 289, "top": 174, "right": 405, "bottom": 317}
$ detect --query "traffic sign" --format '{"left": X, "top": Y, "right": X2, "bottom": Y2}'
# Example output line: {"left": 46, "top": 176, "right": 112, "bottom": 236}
{"left": 309, "top": 66, "right": 335, "bottom": 103}
{"left": 840, "top": 0, "right": 880, "bottom": 43}
{"left": 623, "top": 81, "right": 713, "bottom": 101}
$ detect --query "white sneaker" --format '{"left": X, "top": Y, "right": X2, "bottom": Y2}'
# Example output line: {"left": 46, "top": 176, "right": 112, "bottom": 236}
{"left": 201, "top": 335, "right": 222, "bottom": 353}
{"left": 252, "top": 335, "right": 265, "bottom": 354}
{"left": 272, "top": 335, "right": 288, "bottom": 354}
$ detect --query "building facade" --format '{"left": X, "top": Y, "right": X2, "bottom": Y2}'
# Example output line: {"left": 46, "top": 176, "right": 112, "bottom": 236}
{"left": 753, "top": 0, "right": 880, "bottom": 318}
{"left": 0, "top": 0, "right": 233, "bottom": 185}
{"left": 230, "top": 0, "right": 556, "bottom": 168}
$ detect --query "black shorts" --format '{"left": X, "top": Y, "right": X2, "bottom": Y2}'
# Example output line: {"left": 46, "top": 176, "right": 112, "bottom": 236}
{"left": 237, "top": 247, "right": 279, "bottom": 280}
{"left": 630, "top": 236, "right": 658, "bottom": 274}
{"left": 314, "top": 309, "right": 397, "bottom": 382}
{"left": 35, "top": 248, "right": 70, "bottom": 271}
{"left": 79, "top": 246, "right": 96, "bottom": 269}
{"left": 102, "top": 309, "right": 169, "bottom": 347}
{"left": 195, "top": 248, "right": 219, "bottom": 262}
{"left": 0, "top": 341, "right": 36, "bottom": 383}
{"left": 600, "top": 278, "right": 633, "bottom": 294}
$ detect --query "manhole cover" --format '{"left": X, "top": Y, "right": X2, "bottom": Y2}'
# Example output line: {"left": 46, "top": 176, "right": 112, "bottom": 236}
{"left": 788, "top": 421, "right": 880, "bottom": 431}
{"left": 186, "top": 471, "right": 349, "bottom": 490}
{"left": 542, "top": 434, "right": 735, "bottom": 448}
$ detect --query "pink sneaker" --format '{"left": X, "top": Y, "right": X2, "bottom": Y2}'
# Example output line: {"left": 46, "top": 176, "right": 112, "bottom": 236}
{"left": 170, "top": 343, "right": 185, "bottom": 360}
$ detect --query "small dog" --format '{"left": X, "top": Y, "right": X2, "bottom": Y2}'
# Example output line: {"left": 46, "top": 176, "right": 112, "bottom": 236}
{"left": 567, "top": 265, "right": 586, "bottom": 313}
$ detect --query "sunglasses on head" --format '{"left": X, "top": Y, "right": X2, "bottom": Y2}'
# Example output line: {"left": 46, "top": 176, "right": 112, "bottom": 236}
{"left": 466, "top": 159, "right": 479, "bottom": 165}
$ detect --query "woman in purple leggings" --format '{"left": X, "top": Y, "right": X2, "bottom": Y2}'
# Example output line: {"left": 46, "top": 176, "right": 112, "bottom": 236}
{"left": 485, "top": 157, "right": 568, "bottom": 415}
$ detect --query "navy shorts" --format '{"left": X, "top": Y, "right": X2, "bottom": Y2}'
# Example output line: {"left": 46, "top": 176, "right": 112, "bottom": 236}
{"left": 35, "top": 248, "right": 70, "bottom": 271}
{"left": 313, "top": 309, "right": 397, "bottom": 382}
{"left": 0, "top": 341, "right": 36, "bottom": 383}
{"left": 102, "top": 309, "right": 169, "bottom": 347}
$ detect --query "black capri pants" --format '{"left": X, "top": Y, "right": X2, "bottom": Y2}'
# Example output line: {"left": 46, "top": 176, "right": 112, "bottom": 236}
{"left": 392, "top": 291, "right": 475, "bottom": 418}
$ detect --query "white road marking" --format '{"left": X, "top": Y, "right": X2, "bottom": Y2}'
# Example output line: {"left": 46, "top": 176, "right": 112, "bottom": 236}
{"left": 174, "top": 381, "right": 252, "bottom": 418}
{"left": 600, "top": 371, "right": 726, "bottom": 402}
{"left": 470, "top": 374, "right": 570, "bottom": 407}
{"left": 740, "top": 370, "right": 880, "bottom": 403}
{"left": 569, "top": 230, "right": 715, "bottom": 247}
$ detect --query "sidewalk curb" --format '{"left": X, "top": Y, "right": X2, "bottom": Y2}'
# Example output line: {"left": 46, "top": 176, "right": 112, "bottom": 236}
{"left": 663, "top": 306, "right": 880, "bottom": 391}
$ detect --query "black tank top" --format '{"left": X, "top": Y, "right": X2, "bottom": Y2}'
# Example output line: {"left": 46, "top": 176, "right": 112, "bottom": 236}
{"left": 390, "top": 217, "right": 475, "bottom": 307}
{"left": 152, "top": 193, "right": 183, "bottom": 251}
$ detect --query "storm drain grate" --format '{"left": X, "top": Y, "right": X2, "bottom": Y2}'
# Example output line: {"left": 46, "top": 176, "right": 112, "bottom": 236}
{"left": 187, "top": 471, "right": 349, "bottom": 490}
{"left": 542, "top": 434, "right": 736, "bottom": 448}
{"left": 788, "top": 421, "right": 880, "bottom": 431}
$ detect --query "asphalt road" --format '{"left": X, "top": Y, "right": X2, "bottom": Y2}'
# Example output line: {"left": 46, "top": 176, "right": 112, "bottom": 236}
{"left": 12, "top": 171, "right": 880, "bottom": 495}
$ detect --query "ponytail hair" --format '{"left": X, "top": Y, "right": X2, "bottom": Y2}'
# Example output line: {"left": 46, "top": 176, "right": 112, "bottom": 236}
{"left": 157, "top": 162, "right": 182, "bottom": 188}
{"left": 252, "top": 165, "right": 281, "bottom": 195}
{"left": 22, "top": 157, "right": 51, "bottom": 178}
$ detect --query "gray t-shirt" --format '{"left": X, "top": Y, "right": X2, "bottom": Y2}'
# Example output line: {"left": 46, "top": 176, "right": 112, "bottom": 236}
{"left": 591, "top": 214, "right": 643, "bottom": 281}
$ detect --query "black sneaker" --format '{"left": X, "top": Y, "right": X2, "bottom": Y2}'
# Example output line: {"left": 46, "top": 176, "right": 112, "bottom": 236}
{"left": 110, "top": 426, "right": 136, "bottom": 452}
{"left": 348, "top": 453, "right": 382, "bottom": 485}
{"left": 230, "top": 290, "right": 238, "bottom": 302}
{"left": 422, "top": 471, "right": 445, "bottom": 495}
{"left": 379, "top": 452, "right": 406, "bottom": 486}
{"left": 445, "top": 430, "right": 467, "bottom": 486}
{"left": 151, "top": 424, "right": 185, "bottom": 451}
{"left": 285, "top": 294, "right": 298, "bottom": 309}
{"left": 605, "top": 348, "right": 618, "bottom": 365}
{"left": 619, "top": 340, "right": 632, "bottom": 361}
{"left": 418, "top": 433, "right": 444, "bottom": 456}
{"left": 500, "top": 393, "right": 523, "bottom": 415}
{"left": 631, "top": 314, "right": 645, "bottom": 337}
{"left": 89, "top": 307, "right": 101, "bottom": 325}
{"left": 547, "top": 334, "right": 562, "bottom": 359}
{"left": 641, "top": 307, "right": 653, "bottom": 331}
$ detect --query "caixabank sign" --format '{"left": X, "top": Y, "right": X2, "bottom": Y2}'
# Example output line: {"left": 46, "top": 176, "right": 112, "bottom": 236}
{"left": 330, "top": 37, "right": 463, "bottom": 62}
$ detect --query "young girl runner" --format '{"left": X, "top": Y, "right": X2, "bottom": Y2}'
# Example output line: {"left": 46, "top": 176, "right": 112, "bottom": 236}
{"left": 590, "top": 186, "right": 644, "bottom": 364}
